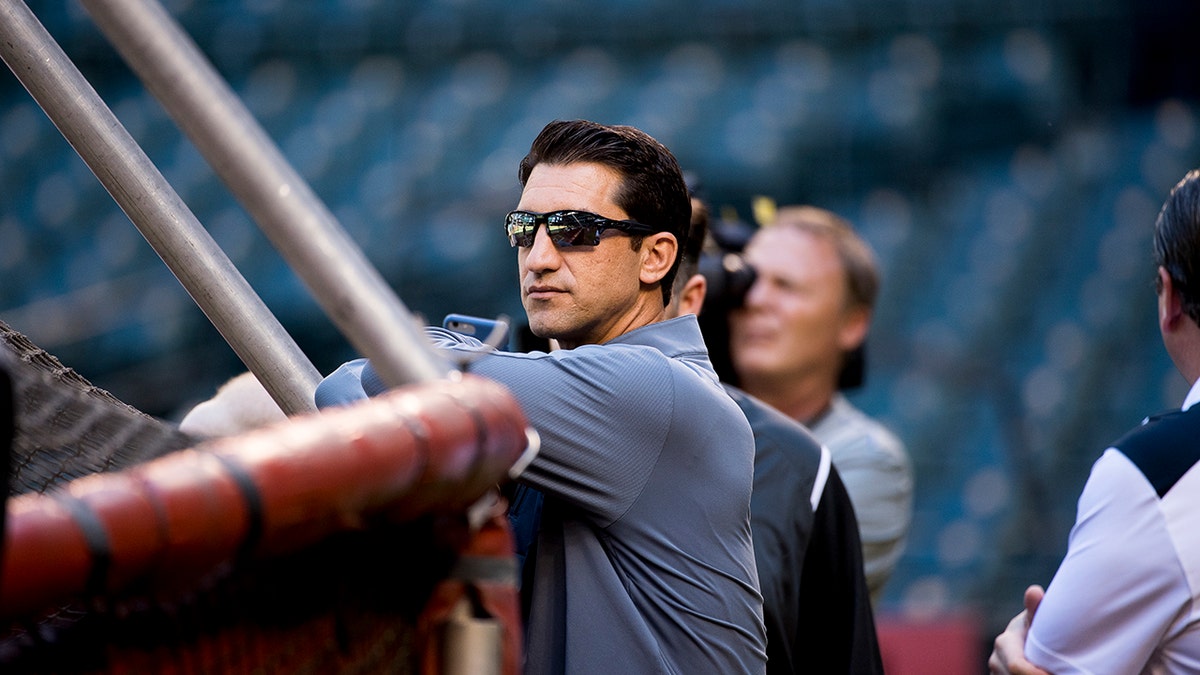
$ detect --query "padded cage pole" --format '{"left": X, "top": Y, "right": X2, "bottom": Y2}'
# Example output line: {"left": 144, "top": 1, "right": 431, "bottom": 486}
{"left": 81, "top": 0, "right": 453, "bottom": 388}
{"left": 0, "top": 0, "right": 321, "bottom": 416}
{"left": 0, "top": 375, "right": 529, "bottom": 641}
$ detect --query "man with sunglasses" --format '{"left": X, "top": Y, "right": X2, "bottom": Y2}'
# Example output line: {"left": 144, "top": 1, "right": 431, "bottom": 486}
{"left": 316, "top": 119, "right": 767, "bottom": 674}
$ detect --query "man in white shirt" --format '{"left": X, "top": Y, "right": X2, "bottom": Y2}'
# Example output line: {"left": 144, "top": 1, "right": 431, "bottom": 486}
{"left": 989, "top": 169, "right": 1200, "bottom": 674}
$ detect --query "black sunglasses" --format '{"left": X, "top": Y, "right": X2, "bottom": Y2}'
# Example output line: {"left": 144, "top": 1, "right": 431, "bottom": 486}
{"left": 505, "top": 210, "right": 658, "bottom": 248}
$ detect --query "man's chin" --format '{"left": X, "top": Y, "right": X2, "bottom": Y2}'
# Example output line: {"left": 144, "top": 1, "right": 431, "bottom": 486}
{"left": 527, "top": 319, "right": 562, "bottom": 341}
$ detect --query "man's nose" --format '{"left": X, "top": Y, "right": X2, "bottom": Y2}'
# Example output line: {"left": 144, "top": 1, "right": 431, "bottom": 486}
{"left": 523, "top": 224, "right": 561, "bottom": 271}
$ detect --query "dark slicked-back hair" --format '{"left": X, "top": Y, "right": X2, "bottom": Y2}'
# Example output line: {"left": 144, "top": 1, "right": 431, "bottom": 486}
{"left": 1154, "top": 169, "right": 1200, "bottom": 324}
{"left": 518, "top": 120, "right": 691, "bottom": 304}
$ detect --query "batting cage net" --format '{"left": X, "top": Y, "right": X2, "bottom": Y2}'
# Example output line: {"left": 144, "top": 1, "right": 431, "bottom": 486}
{"left": 0, "top": 319, "right": 527, "bottom": 674}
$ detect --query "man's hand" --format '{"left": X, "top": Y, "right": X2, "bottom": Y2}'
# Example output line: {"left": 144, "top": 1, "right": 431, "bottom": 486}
{"left": 988, "top": 585, "right": 1051, "bottom": 675}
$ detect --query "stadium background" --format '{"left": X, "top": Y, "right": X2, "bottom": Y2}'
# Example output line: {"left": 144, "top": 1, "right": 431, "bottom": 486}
{"left": 1, "top": 0, "right": 1198, "bottom": 664}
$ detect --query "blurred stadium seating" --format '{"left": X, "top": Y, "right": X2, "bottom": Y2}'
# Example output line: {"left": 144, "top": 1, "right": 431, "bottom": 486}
{"left": 2, "top": 1, "right": 1198, "bottom": 670}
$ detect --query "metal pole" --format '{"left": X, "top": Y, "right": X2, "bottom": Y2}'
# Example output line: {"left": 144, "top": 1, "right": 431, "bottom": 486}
{"left": 81, "top": 0, "right": 452, "bottom": 387}
{"left": 0, "top": 0, "right": 320, "bottom": 416}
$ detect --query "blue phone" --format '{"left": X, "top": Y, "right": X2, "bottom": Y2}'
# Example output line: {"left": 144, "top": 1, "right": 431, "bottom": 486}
{"left": 442, "top": 313, "right": 510, "bottom": 346}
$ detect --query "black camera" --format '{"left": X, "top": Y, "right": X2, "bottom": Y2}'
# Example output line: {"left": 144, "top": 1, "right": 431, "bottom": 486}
{"left": 694, "top": 213, "right": 758, "bottom": 385}
{"left": 699, "top": 250, "right": 756, "bottom": 314}
{"left": 697, "top": 207, "right": 759, "bottom": 311}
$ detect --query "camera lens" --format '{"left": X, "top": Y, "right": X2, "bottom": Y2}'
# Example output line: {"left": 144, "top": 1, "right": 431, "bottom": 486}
{"left": 700, "top": 252, "right": 757, "bottom": 311}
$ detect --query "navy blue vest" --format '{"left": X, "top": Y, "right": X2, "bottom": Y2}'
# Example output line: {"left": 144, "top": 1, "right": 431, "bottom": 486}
{"left": 1113, "top": 405, "right": 1200, "bottom": 498}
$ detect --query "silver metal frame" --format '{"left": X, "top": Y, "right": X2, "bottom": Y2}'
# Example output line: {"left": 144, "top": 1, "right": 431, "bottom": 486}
{"left": 0, "top": 0, "right": 453, "bottom": 413}
{"left": 82, "top": 0, "right": 452, "bottom": 389}
{"left": 0, "top": 0, "right": 321, "bottom": 415}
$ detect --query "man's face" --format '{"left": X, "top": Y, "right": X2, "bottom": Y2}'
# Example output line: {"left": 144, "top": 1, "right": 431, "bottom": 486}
{"left": 729, "top": 226, "right": 867, "bottom": 385}
{"left": 516, "top": 162, "right": 646, "bottom": 348}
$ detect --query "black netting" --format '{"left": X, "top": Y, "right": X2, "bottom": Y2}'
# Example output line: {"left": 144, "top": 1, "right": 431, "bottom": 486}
{"left": 1, "top": 319, "right": 196, "bottom": 495}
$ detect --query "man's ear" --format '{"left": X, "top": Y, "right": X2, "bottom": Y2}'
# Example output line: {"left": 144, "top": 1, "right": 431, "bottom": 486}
{"left": 677, "top": 274, "right": 707, "bottom": 317}
{"left": 1159, "top": 266, "right": 1183, "bottom": 333}
{"left": 838, "top": 305, "right": 871, "bottom": 352}
{"left": 639, "top": 232, "right": 678, "bottom": 286}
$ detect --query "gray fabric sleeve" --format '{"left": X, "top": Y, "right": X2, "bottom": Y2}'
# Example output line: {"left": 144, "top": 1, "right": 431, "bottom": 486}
{"left": 374, "top": 329, "right": 674, "bottom": 526}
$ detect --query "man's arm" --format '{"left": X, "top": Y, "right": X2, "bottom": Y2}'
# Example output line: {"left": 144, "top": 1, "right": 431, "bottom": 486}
{"left": 988, "top": 585, "right": 1050, "bottom": 675}
{"left": 1022, "top": 449, "right": 1189, "bottom": 673}
{"left": 314, "top": 359, "right": 370, "bottom": 409}
{"left": 351, "top": 332, "right": 675, "bottom": 524}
